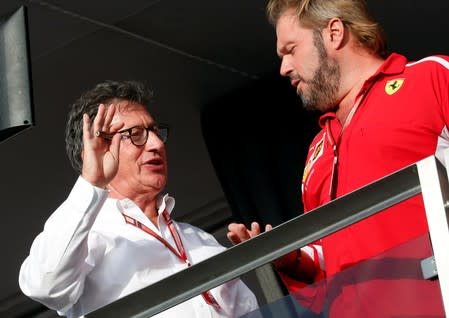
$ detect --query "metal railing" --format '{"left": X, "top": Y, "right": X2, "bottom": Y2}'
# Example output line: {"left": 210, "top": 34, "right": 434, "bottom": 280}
{"left": 87, "top": 154, "right": 449, "bottom": 318}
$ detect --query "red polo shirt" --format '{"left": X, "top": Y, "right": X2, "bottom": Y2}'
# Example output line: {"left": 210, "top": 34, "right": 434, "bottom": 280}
{"left": 296, "top": 53, "right": 449, "bottom": 316}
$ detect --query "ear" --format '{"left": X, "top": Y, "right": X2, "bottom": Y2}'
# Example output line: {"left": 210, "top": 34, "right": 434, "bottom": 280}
{"left": 322, "top": 17, "right": 346, "bottom": 50}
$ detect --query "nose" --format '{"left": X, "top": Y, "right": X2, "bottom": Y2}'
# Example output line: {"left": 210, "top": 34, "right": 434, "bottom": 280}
{"left": 144, "top": 130, "right": 164, "bottom": 152}
{"left": 279, "top": 56, "right": 293, "bottom": 77}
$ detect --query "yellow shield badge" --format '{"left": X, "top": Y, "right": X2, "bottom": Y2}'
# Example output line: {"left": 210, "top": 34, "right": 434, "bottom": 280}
{"left": 385, "top": 79, "right": 405, "bottom": 95}
{"left": 302, "top": 135, "right": 324, "bottom": 183}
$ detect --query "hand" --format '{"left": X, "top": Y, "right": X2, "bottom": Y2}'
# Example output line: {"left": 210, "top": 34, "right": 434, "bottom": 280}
{"left": 81, "top": 104, "right": 124, "bottom": 188}
{"left": 227, "top": 222, "right": 272, "bottom": 245}
{"left": 273, "top": 249, "right": 317, "bottom": 284}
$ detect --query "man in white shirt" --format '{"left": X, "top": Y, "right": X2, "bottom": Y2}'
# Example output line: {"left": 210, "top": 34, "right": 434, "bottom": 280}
{"left": 19, "top": 80, "right": 258, "bottom": 318}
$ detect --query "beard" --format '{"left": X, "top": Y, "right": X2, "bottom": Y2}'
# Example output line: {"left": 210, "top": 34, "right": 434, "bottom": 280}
{"left": 298, "top": 31, "right": 340, "bottom": 113}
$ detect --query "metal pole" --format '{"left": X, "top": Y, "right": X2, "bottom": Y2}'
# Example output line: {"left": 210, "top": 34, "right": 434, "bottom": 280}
{"left": 417, "top": 155, "right": 449, "bottom": 316}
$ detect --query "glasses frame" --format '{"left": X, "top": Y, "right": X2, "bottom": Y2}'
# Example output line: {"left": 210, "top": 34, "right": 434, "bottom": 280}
{"left": 96, "top": 123, "right": 169, "bottom": 146}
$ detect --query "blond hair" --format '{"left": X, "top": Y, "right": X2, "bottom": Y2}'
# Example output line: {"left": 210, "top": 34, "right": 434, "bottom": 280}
{"left": 267, "top": 0, "right": 387, "bottom": 57}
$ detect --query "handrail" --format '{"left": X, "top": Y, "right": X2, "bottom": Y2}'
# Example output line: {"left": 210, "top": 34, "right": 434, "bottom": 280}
{"left": 417, "top": 154, "right": 449, "bottom": 313}
{"left": 87, "top": 158, "right": 424, "bottom": 318}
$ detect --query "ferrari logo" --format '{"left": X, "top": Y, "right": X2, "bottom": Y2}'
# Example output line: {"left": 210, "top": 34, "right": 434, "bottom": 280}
{"left": 303, "top": 135, "right": 325, "bottom": 183}
{"left": 385, "top": 79, "right": 405, "bottom": 95}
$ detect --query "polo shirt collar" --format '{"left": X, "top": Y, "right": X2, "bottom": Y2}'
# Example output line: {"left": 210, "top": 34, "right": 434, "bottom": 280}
{"left": 318, "top": 52, "right": 408, "bottom": 127}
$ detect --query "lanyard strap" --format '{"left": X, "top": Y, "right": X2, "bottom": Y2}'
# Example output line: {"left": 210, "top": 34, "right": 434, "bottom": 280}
{"left": 122, "top": 212, "right": 189, "bottom": 265}
{"left": 121, "top": 211, "right": 221, "bottom": 310}
{"left": 325, "top": 84, "right": 374, "bottom": 200}
{"left": 326, "top": 101, "right": 360, "bottom": 200}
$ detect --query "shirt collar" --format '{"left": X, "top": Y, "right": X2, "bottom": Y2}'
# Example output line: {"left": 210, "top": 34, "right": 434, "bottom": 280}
{"left": 363, "top": 53, "right": 407, "bottom": 85}
{"left": 116, "top": 193, "right": 176, "bottom": 217}
{"left": 157, "top": 193, "right": 175, "bottom": 215}
{"left": 318, "top": 52, "right": 408, "bottom": 128}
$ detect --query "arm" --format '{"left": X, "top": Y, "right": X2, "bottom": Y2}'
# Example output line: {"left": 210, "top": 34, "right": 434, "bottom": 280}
{"left": 19, "top": 178, "right": 109, "bottom": 312}
{"left": 19, "top": 104, "right": 123, "bottom": 312}
{"left": 184, "top": 223, "right": 259, "bottom": 316}
{"left": 271, "top": 247, "right": 321, "bottom": 284}
{"left": 211, "top": 277, "right": 259, "bottom": 317}
{"left": 227, "top": 222, "right": 322, "bottom": 285}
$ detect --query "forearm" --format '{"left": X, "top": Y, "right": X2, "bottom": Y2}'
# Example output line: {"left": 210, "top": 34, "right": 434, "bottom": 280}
{"left": 209, "top": 278, "right": 258, "bottom": 317}
{"left": 272, "top": 245, "right": 324, "bottom": 284}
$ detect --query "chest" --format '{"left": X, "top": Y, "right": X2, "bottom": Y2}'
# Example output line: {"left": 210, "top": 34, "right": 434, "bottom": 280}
{"left": 302, "top": 76, "right": 445, "bottom": 210}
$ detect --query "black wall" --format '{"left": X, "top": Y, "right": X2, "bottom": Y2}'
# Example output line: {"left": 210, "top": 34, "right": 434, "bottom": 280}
{"left": 202, "top": 74, "right": 320, "bottom": 227}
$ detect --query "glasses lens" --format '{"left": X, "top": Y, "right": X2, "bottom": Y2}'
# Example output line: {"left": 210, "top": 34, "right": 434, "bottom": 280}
{"left": 129, "top": 127, "right": 147, "bottom": 146}
{"left": 123, "top": 125, "right": 169, "bottom": 146}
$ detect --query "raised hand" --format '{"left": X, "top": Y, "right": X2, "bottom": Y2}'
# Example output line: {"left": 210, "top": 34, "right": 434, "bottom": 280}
{"left": 81, "top": 104, "right": 124, "bottom": 188}
{"left": 227, "top": 222, "right": 272, "bottom": 245}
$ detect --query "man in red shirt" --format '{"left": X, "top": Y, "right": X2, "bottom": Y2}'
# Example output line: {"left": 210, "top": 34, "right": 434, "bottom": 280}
{"left": 228, "top": 0, "right": 449, "bottom": 316}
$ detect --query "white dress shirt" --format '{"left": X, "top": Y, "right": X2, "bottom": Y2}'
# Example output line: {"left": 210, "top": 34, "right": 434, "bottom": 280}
{"left": 19, "top": 177, "right": 258, "bottom": 318}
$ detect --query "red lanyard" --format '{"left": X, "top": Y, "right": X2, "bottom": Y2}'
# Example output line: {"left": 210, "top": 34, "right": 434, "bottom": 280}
{"left": 325, "top": 85, "right": 373, "bottom": 200}
{"left": 121, "top": 210, "right": 221, "bottom": 310}
{"left": 325, "top": 74, "right": 382, "bottom": 200}
{"left": 325, "top": 119, "right": 339, "bottom": 200}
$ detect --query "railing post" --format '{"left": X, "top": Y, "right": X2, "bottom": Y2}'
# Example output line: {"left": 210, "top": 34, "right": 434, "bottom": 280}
{"left": 417, "top": 155, "right": 449, "bottom": 316}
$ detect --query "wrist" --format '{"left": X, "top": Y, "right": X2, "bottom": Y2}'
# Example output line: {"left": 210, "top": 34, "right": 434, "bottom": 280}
{"left": 272, "top": 249, "right": 301, "bottom": 273}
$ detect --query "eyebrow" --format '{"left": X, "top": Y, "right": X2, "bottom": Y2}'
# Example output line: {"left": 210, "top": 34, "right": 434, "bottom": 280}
{"left": 277, "top": 44, "right": 290, "bottom": 58}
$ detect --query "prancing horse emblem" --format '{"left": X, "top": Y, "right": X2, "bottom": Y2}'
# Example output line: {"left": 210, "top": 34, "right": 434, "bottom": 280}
{"left": 385, "top": 78, "right": 405, "bottom": 95}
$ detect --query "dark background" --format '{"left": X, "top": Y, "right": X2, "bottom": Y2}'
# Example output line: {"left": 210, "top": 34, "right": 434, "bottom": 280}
{"left": 0, "top": 0, "right": 448, "bottom": 316}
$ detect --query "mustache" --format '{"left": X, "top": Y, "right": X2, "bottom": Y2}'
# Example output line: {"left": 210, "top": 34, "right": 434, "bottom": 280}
{"left": 289, "top": 73, "right": 304, "bottom": 82}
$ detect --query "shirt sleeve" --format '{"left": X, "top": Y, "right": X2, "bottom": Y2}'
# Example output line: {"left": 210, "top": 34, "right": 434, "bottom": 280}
{"left": 175, "top": 222, "right": 259, "bottom": 316}
{"left": 210, "top": 278, "right": 259, "bottom": 317}
{"left": 18, "top": 176, "right": 109, "bottom": 313}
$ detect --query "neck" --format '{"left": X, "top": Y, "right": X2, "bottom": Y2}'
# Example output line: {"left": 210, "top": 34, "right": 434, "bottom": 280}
{"left": 335, "top": 52, "right": 385, "bottom": 123}
{"left": 108, "top": 185, "right": 160, "bottom": 227}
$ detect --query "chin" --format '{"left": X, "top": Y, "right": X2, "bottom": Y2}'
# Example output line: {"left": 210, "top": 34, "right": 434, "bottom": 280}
{"left": 150, "top": 177, "right": 167, "bottom": 191}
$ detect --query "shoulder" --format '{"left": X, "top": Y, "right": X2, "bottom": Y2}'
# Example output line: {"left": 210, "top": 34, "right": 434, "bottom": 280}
{"left": 405, "top": 55, "right": 449, "bottom": 95}
{"left": 309, "top": 117, "right": 328, "bottom": 148}
{"left": 406, "top": 55, "right": 449, "bottom": 71}
{"left": 309, "top": 130, "right": 325, "bottom": 149}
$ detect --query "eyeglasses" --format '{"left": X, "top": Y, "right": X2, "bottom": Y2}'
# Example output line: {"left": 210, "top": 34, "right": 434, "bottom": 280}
{"left": 96, "top": 124, "right": 169, "bottom": 146}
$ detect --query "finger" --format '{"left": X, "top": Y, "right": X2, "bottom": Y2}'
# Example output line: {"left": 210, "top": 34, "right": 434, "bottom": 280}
{"left": 237, "top": 223, "right": 251, "bottom": 240}
{"left": 227, "top": 223, "right": 241, "bottom": 236}
{"left": 103, "top": 103, "right": 116, "bottom": 131}
{"left": 228, "top": 223, "right": 251, "bottom": 241}
{"left": 227, "top": 231, "right": 241, "bottom": 245}
{"left": 93, "top": 104, "right": 106, "bottom": 133}
{"left": 265, "top": 224, "right": 273, "bottom": 232}
{"left": 250, "top": 222, "right": 261, "bottom": 237}
{"left": 83, "top": 113, "right": 92, "bottom": 140}
{"left": 110, "top": 121, "right": 125, "bottom": 133}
